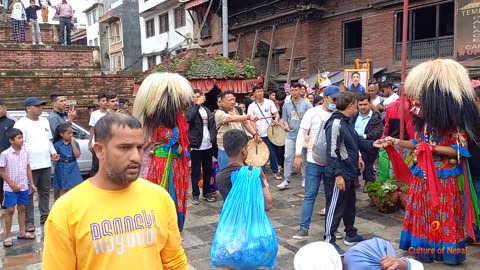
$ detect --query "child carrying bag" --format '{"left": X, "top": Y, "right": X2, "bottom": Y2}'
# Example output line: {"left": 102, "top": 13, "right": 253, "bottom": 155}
{"left": 210, "top": 166, "right": 278, "bottom": 269}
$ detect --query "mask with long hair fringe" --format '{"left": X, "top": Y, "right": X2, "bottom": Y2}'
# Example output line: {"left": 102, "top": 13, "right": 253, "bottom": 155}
{"left": 133, "top": 73, "right": 194, "bottom": 138}
{"left": 405, "top": 59, "right": 478, "bottom": 142}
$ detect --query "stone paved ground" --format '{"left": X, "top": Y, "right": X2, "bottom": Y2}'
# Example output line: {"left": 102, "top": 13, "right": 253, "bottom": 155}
{"left": 1, "top": 175, "right": 479, "bottom": 269}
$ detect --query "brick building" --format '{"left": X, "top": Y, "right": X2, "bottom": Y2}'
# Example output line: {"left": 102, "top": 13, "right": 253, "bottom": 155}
{"left": 184, "top": 0, "right": 467, "bottom": 86}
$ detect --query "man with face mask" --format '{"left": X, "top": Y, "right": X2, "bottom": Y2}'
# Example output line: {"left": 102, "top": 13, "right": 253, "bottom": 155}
{"left": 323, "top": 92, "right": 383, "bottom": 255}
{"left": 42, "top": 113, "right": 188, "bottom": 269}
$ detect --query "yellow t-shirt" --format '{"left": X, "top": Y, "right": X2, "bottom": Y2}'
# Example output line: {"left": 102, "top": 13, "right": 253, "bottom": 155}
{"left": 42, "top": 179, "right": 188, "bottom": 270}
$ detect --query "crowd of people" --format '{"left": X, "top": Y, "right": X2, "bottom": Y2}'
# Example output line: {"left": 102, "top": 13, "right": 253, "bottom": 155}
{"left": 0, "top": 58, "right": 479, "bottom": 269}
{"left": 7, "top": 0, "right": 73, "bottom": 45}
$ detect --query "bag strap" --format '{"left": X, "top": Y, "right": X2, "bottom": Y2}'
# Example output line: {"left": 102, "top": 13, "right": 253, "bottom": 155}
{"left": 255, "top": 102, "right": 271, "bottom": 125}
{"left": 291, "top": 100, "right": 300, "bottom": 116}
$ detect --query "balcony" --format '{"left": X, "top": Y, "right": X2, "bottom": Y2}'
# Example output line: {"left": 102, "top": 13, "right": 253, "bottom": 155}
{"left": 344, "top": 48, "right": 362, "bottom": 66}
{"left": 395, "top": 36, "right": 453, "bottom": 62}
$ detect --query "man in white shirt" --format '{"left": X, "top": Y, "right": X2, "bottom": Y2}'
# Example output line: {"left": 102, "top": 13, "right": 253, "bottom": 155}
{"left": 292, "top": 86, "right": 338, "bottom": 240}
{"left": 247, "top": 85, "right": 281, "bottom": 179}
{"left": 88, "top": 93, "right": 108, "bottom": 177}
{"left": 14, "top": 97, "right": 60, "bottom": 232}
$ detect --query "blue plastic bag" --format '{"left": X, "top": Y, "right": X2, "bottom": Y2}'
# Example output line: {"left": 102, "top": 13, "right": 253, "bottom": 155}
{"left": 210, "top": 166, "right": 279, "bottom": 269}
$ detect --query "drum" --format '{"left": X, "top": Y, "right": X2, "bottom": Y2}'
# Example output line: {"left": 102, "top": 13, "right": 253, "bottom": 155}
{"left": 267, "top": 125, "right": 286, "bottom": 146}
{"left": 245, "top": 140, "right": 270, "bottom": 167}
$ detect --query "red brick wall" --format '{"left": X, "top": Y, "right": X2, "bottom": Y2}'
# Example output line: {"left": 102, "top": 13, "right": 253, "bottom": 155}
{"left": 0, "top": 74, "right": 136, "bottom": 127}
{"left": 362, "top": 11, "right": 395, "bottom": 69}
{"left": 0, "top": 46, "right": 99, "bottom": 70}
{"left": 0, "top": 24, "right": 57, "bottom": 44}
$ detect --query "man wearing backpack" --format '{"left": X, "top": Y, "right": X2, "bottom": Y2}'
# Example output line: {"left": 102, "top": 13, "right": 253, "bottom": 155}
{"left": 292, "top": 85, "right": 339, "bottom": 239}
{"left": 215, "top": 90, "right": 260, "bottom": 170}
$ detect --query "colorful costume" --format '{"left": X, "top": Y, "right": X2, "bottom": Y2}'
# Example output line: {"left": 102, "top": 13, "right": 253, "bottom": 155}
{"left": 133, "top": 72, "right": 194, "bottom": 232}
{"left": 387, "top": 59, "right": 480, "bottom": 265}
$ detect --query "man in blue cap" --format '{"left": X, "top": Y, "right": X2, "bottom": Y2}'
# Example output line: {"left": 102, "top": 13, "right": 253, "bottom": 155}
{"left": 14, "top": 97, "right": 60, "bottom": 232}
{"left": 292, "top": 85, "right": 338, "bottom": 240}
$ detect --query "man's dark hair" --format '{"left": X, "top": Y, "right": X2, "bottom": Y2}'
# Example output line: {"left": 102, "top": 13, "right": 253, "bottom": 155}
{"left": 97, "top": 93, "right": 107, "bottom": 101}
{"left": 223, "top": 129, "right": 248, "bottom": 158}
{"left": 219, "top": 90, "right": 235, "bottom": 100}
{"left": 291, "top": 82, "right": 301, "bottom": 89}
{"left": 300, "top": 85, "right": 307, "bottom": 89}
{"left": 94, "top": 114, "right": 142, "bottom": 143}
{"left": 336, "top": 91, "right": 357, "bottom": 111}
{"left": 252, "top": 85, "right": 263, "bottom": 92}
{"left": 379, "top": 81, "right": 393, "bottom": 90}
{"left": 356, "top": 93, "right": 371, "bottom": 102}
{"left": 193, "top": 89, "right": 202, "bottom": 95}
{"left": 119, "top": 97, "right": 129, "bottom": 104}
{"left": 49, "top": 92, "right": 65, "bottom": 102}
{"left": 474, "top": 86, "right": 480, "bottom": 99}
{"left": 351, "top": 71, "right": 360, "bottom": 78}
{"left": 6, "top": 128, "right": 22, "bottom": 141}
{"left": 276, "top": 90, "right": 287, "bottom": 101}
{"left": 106, "top": 91, "right": 118, "bottom": 101}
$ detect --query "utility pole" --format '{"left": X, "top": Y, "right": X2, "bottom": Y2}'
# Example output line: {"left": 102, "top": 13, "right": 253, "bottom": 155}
{"left": 222, "top": 0, "right": 228, "bottom": 58}
{"left": 3, "top": 0, "right": 8, "bottom": 23}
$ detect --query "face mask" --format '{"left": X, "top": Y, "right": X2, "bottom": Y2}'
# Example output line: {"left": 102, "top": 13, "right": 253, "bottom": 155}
{"left": 327, "top": 103, "right": 336, "bottom": 111}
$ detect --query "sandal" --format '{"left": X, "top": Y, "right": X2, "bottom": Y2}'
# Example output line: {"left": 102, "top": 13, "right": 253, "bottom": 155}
{"left": 17, "top": 232, "right": 36, "bottom": 240}
{"left": 318, "top": 208, "right": 326, "bottom": 216}
{"left": 26, "top": 224, "right": 35, "bottom": 232}
{"left": 3, "top": 237, "right": 13, "bottom": 247}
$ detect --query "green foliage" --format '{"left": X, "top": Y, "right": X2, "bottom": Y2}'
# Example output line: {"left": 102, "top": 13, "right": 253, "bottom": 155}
{"left": 150, "top": 54, "right": 256, "bottom": 79}
{"left": 366, "top": 179, "right": 399, "bottom": 208}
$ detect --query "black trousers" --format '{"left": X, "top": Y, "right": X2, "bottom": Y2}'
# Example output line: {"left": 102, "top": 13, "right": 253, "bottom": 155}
{"left": 190, "top": 148, "right": 213, "bottom": 197}
{"left": 277, "top": 145, "right": 285, "bottom": 168}
{"left": 90, "top": 150, "right": 99, "bottom": 177}
{"left": 324, "top": 176, "right": 358, "bottom": 244}
{"left": 59, "top": 17, "right": 72, "bottom": 45}
{"left": 361, "top": 152, "right": 377, "bottom": 183}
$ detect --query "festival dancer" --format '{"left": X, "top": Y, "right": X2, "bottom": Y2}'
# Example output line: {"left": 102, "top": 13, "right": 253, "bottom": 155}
{"left": 133, "top": 72, "right": 193, "bottom": 232}
{"left": 384, "top": 59, "right": 480, "bottom": 265}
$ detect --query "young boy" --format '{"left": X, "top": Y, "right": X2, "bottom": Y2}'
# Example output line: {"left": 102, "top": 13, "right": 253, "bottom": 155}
{"left": 216, "top": 129, "right": 272, "bottom": 211}
{"left": 25, "top": 0, "right": 43, "bottom": 45}
{"left": 0, "top": 128, "right": 37, "bottom": 247}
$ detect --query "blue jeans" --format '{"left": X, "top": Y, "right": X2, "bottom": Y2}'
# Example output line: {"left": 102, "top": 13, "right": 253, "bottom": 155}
{"left": 300, "top": 162, "right": 325, "bottom": 230}
{"left": 473, "top": 177, "right": 480, "bottom": 239}
{"left": 218, "top": 149, "right": 229, "bottom": 170}
{"left": 262, "top": 137, "right": 278, "bottom": 174}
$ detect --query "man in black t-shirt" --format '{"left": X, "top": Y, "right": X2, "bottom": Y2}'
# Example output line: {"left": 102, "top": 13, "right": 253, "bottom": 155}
{"left": 0, "top": 99, "right": 15, "bottom": 208}
{"left": 216, "top": 129, "right": 272, "bottom": 211}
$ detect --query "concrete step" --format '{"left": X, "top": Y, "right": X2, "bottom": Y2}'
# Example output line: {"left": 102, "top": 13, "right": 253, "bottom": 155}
{"left": 0, "top": 44, "right": 101, "bottom": 70}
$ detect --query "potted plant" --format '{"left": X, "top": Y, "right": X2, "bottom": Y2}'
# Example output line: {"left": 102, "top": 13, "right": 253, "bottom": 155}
{"left": 366, "top": 180, "right": 400, "bottom": 213}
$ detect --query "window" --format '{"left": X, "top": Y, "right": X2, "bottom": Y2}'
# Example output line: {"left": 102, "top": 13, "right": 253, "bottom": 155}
{"left": 111, "top": 53, "right": 123, "bottom": 71}
{"left": 92, "top": 10, "right": 97, "bottom": 24}
{"left": 88, "top": 40, "right": 93, "bottom": 46}
{"left": 395, "top": 2, "right": 454, "bottom": 61}
{"left": 147, "top": 56, "right": 157, "bottom": 69}
{"left": 196, "top": 11, "right": 211, "bottom": 39}
{"left": 174, "top": 7, "right": 186, "bottom": 28}
{"left": 110, "top": 22, "right": 121, "bottom": 44}
{"left": 146, "top": 18, "right": 155, "bottom": 38}
{"left": 94, "top": 37, "right": 99, "bottom": 46}
{"left": 159, "top": 13, "right": 169, "bottom": 33}
{"left": 343, "top": 20, "right": 362, "bottom": 66}
{"left": 87, "top": 12, "right": 92, "bottom": 26}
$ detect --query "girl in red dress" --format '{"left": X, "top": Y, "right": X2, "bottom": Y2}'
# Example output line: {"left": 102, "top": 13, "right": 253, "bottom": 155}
{"left": 133, "top": 72, "right": 194, "bottom": 232}
{"left": 385, "top": 59, "right": 480, "bottom": 265}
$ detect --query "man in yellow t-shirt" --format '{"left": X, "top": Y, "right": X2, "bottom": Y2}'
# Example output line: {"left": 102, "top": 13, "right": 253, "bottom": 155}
{"left": 42, "top": 113, "right": 188, "bottom": 270}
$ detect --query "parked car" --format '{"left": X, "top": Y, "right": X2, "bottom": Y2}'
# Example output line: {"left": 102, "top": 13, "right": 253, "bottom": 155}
{"left": 7, "top": 111, "right": 92, "bottom": 176}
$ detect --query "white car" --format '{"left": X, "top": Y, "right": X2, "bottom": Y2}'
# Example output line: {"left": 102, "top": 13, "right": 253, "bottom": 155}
{"left": 7, "top": 111, "right": 92, "bottom": 176}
